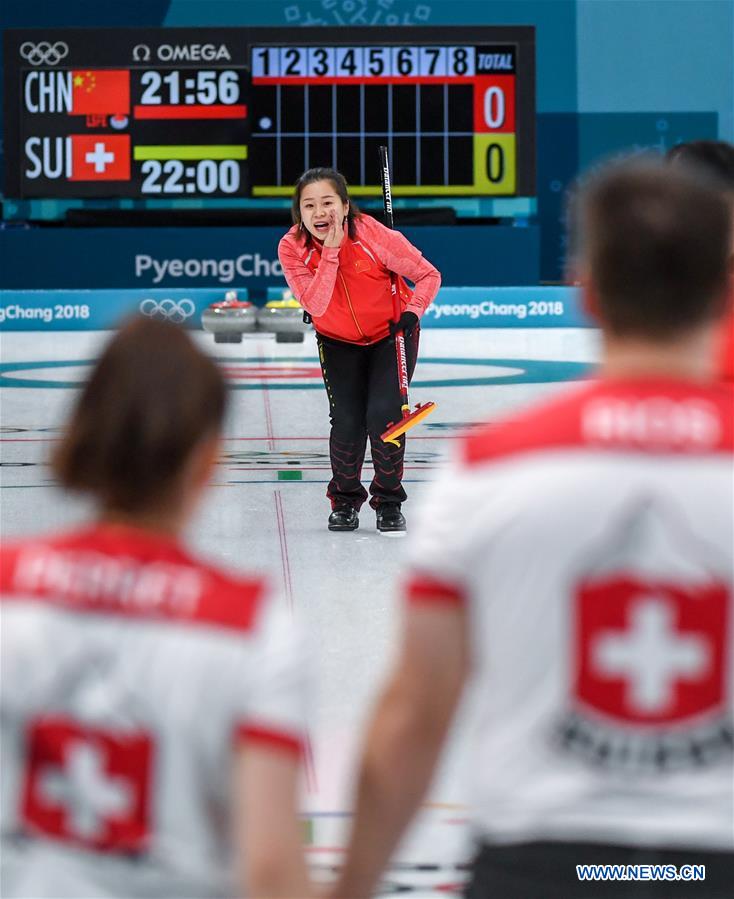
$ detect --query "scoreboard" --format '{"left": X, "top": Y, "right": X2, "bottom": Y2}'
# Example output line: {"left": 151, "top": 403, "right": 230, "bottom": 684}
{"left": 3, "top": 27, "right": 535, "bottom": 201}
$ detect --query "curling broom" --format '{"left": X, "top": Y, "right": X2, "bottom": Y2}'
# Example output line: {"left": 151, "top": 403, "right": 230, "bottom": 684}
{"left": 378, "top": 145, "right": 436, "bottom": 446}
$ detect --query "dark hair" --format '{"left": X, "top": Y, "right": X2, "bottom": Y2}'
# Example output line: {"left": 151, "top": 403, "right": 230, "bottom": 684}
{"left": 52, "top": 316, "right": 227, "bottom": 514}
{"left": 666, "top": 141, "right": 734, "bottom": 191}
{"left": 290, "top": 167, "right": 361, "bottom": 243}
{"left": 570, "top": 159, "right": 731, "bottom": 338}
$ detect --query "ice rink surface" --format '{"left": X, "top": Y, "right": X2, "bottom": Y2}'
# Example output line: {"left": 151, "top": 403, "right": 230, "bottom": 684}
{"left": 0, "top": 325, "right": 599, "bottom": 896}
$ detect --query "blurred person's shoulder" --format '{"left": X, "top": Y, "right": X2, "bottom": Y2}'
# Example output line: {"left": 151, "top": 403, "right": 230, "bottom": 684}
{"left": 461, "top": 378, "right": 734, "bottom": 469}
{"left": 0, "top": 523, "right": 271, "bottom": 637}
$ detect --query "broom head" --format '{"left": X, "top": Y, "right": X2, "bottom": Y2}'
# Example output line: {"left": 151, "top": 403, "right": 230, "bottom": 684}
{"left": 381, "top": 402, "right": 437, "bottom": 446}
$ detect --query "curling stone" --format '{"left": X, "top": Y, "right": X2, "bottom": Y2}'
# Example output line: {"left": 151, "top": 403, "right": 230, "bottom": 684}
{"left": 257, "top": 292, "right": 310, "bottom": 343}
{"left": 201, "top": 291, "right": 256, "bottom": 343}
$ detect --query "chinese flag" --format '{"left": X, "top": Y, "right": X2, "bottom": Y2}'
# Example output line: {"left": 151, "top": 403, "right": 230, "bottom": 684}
{"left": 69, "top": 135, "right": 130, "bottom": 181}
{"left": 71, "top": 70, "right": 130, "bottom": 116}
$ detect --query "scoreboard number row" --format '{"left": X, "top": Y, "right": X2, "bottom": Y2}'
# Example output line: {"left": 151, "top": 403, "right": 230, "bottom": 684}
{"left": 252, "top": 46, "right": 476, "bottom": 79}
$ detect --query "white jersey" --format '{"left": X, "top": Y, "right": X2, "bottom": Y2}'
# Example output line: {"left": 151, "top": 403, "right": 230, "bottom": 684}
{"left": 407, "top": 378, "right": 734, "bottom": 851}
{"left": 0, "top": 523, "right": 308, "bottom": 898}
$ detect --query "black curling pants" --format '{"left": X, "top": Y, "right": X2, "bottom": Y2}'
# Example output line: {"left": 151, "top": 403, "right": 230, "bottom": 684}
{"left": 317, "top": 329, "right": 420, "bottom": 510}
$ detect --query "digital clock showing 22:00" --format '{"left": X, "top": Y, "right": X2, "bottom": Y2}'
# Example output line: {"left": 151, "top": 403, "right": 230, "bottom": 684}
{"left": 3, "top": 26, "right": 535, "bottom": 200}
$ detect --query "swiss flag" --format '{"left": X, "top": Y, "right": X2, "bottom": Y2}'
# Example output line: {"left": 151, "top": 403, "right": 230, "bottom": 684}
{"left": 574, "top": 574, "right": 728, "bottom": 725}
{"left": 22, "top": 717, "right": 153, "bottom": 851}
{"left": 69, "top": 135, "right": 130, "bottom": 181}
{"left": 71, "top": 70, "right": 129, "bottom": 116}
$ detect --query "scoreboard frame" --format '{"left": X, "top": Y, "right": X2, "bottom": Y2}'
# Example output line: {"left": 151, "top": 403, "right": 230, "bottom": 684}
{"left": 3, "top": 26, "right": 535, "bottom": 201}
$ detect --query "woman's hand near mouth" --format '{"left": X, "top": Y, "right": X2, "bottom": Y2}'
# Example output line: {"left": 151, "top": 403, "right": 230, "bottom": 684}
{"left": 323, "top": 211, "right": 345, "bottom": 248}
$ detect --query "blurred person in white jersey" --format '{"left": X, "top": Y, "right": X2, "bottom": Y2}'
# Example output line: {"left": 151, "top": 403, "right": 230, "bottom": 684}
{"left": 333, "top": 160, "right": 734, "bottom": 898}
{"left": 0, "top": 318, "right": 313, "bottom": 899}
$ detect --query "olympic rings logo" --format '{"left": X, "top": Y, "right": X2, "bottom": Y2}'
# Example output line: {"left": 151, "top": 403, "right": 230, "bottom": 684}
{"left": 19, "top": 41, "right": 69, "bottom": 66}
{"left": 139, "top": 298, "right": 196, "bottom": 323}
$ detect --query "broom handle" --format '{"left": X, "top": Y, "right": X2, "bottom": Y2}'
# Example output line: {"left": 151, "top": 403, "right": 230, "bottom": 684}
{"left": 378, "top": 145, "right": 410, "bottom": 414}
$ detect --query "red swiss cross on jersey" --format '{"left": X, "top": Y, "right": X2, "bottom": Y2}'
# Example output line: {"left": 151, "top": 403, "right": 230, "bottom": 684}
{"left": 22, "top": 718, "right": 153, "bottom": 851}
{"left": 575, "top": 575, "right": 728, "bottom": 725}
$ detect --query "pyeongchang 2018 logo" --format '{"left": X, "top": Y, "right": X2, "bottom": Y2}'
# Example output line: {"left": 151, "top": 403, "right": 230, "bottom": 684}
{"left": 134, "top": 255, "right": 283, "bottom": 284}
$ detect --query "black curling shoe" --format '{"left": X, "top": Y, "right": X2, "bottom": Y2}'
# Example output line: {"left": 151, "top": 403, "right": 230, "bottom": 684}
{"left": 328, "top": 505, "right": 359, "bottom": 531}
{"left": 376, "top": 502, "right": 406, "bottom": 534}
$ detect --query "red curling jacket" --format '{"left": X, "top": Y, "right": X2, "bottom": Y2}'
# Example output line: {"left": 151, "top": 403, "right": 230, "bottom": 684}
{"left": 277, "top": 214, "right": 441, "bottom": 345}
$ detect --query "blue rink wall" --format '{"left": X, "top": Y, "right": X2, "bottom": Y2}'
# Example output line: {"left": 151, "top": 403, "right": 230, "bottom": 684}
{"left": 0, "top": 226, "right": 540, "bottom": 290}
{"left": 0, "top": 287, "right": 593, "bottom": 331}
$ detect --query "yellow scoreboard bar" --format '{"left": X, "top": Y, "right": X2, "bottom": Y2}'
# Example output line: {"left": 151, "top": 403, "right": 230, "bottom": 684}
{"left": 134, "top": 145, "right": 248, "bottom": 161}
